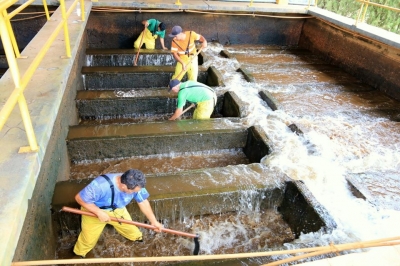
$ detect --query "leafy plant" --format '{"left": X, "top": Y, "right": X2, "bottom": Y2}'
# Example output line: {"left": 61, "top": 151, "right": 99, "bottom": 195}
{"left": 317, "top": 0, "right": 400, "bottom": 34}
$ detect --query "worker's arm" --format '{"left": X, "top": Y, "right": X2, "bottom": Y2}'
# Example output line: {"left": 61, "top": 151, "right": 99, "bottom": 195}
{"left": 169, "top": 107, "right": 183, "bottom": 120}
{"left": 141, "top": 20, "right": 149, "bottom": 28}
{"left": 137, "top": 199, "right": 163, "bottom": 231}
{"left": 172, "top": 52, "right": 187, "bottom": 71}
{"left": 199, "top": 35, "right": 207, "bottom": 49}
{"left": 75, "top": 193, "right": 110, "bottom": 222}
{"left": 159, "top": 38, "right": 168, "bottom": 50}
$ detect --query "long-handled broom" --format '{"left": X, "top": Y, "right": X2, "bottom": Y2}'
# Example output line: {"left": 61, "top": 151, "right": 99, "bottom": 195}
{"left": 133, "top": 28, "right": 145, "bottom": 66}
{"left": 62, "top": 206, "right": 200, "bottom": 255}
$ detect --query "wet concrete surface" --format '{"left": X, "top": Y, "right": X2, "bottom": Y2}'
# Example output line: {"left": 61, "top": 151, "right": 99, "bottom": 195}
{"left": 56, "top": 210, "right": 295, "bottom": 265}
{"left": 66, "top": 118, "right": 248, "bottom": 161}
{"left": 69, "top": 149, "right": 250, "bottom": 179}
{"left": 86, "top": 49, "right": 175, "bottom": 66}
{"left": 229, "top": 44, "right": 400, "bottom": 216}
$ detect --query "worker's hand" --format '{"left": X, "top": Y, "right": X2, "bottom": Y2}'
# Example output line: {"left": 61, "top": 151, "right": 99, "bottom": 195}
{"left": 96, "top": 211, "right": 111, "bottom": 222}
{"left": 152, "top": 221, "right": 164, "bottom": 232}
{"left": 201, "top": 40, "right": 208, "bottom": 52}
{"left": 162, "top": 47, "right": 168, "bottom": 50}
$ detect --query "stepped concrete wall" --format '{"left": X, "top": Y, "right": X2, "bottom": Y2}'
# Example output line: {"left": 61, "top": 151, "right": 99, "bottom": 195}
{"left": 300, "top": 10, "right": 400, "bottom": 101}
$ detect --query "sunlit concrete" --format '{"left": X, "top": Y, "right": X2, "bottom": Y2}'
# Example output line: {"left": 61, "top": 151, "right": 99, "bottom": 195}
{"left": 0, "top": 1, "right": 91, "bottom": 265}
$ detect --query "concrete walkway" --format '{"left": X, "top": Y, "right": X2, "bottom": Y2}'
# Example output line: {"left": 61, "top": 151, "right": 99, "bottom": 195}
{"left": 2, "top": 0, "right": 400, "bottom": 265}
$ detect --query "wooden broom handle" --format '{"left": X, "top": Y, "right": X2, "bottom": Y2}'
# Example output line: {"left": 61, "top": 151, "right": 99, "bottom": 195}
{"left": 62, "top": 206, "right": 197, "bottom": 238}
{"left": 175, "top": 47, "right": 203, "bottom": 80}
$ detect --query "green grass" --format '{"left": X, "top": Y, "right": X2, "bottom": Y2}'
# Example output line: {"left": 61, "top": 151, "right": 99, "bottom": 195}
{"left": 317, "top": 0, "right": 400, "bottom": 34}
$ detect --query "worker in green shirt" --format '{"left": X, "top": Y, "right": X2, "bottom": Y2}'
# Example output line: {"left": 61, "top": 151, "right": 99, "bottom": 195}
{"left": 168, "top": 79, "right": 217, "bottom": 120}
{"left": 134, "top": 19, "right": 167, "bottom": 50}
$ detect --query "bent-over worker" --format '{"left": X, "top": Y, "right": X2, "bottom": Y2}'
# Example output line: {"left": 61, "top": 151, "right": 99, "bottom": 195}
{"left": 134, "top": 19, "right": 167, "bottom": 50}
{"left": 73, "top": 169, "right": 162, "bottom": 258}
{"left": 168, "top": 79, "right": 216, "bottom": 120}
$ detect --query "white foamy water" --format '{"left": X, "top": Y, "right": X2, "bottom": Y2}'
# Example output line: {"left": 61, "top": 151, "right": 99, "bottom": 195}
{"left": 202, "top": 43, "right": 400, "bottom": 248}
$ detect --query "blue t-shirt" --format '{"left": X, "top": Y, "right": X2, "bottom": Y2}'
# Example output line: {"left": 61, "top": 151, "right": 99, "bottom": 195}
{"left": 79, "top": 173, "right": 150, "bottom": 210}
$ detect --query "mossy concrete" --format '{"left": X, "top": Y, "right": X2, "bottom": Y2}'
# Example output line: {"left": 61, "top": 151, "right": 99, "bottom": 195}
{"left": 66, "top": 118, "right": 248, "bottom": 162}
{"left": 86, "top": 48, "right": 176, "bottom": 66}
{"left": 299, "top": 12, "right": 400, "bottom": 101}
{"left": 52, "top": 164, "right": 336, "bottom": 241}
{"left": 76, "top": 89, "right": 228, "bottom": 120}
{"left": 82, "top": 65, "right": 210, "bottom": 89}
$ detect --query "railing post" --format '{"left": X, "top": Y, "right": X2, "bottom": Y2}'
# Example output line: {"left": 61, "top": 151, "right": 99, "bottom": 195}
{"left": 42, "top": 0, "right": 51, "bottom": 20}
{"left": 18, "top": 94, "right": 39, "bottom": 153}
{"left": 80, "top": 0, "right": 86, "bottom": 21}
{"left": 0, "top": 13, "right": 21, "bottom": 93}
{"left": 59, "top": 0, "right": 71, "bottom": 58}
{"left": 1, "top": 10, "right": 21, "bottom": 58}
{"left": 361, "top": 0, "right": 370, "bottom": 23}
{"left": 0, "top": 13, "right": 39, "bottom": 152}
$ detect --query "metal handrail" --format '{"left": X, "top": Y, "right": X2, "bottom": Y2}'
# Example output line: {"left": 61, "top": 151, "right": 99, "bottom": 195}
{"left": 355, "top": 0, "right": 400, "bottom": 26}
{"left": 0, "top": 0, "right": 85, "bottom": 153}
{"left": 307, "top": 0, "right": 399, "bottom": 27}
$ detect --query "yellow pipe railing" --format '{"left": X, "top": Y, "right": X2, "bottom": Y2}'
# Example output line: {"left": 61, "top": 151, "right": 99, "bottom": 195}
{"left": 0, "top": 0, "right": 85, "bottom": 153}
{"left": 307, "top": 0, "right": 399, "bottom": 27}
{"left": 356, "top": 0, "right": 400, "bottom": 26}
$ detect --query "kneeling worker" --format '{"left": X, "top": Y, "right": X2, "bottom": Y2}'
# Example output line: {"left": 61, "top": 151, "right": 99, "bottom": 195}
{"left": 73, "top": 169, "right": 163, "bottom": 258}
{"left": 168, "top": 79, "right": 217, "bottom": 120}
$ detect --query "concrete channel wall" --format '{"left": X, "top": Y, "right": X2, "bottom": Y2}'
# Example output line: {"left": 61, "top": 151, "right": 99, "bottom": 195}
{"left": 0, "top": 2, "right": 92, "bottom": 265}
{"left": 299, "top": 14, "right": 400, "bottom": 101}
{"left": 52, "top": 164, "right": 335, "bottom": 244}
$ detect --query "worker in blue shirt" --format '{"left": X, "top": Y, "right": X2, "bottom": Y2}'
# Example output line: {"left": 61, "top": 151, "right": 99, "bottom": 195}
{"left": 73, "top": 169, "right": 162, "bottom": 258}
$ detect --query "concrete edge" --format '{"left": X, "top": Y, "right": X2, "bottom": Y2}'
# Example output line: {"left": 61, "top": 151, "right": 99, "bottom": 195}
{"left": 0, "top": 1, "right": 92, "bottom": 265}
{"left": 307, "top": 7, "right": 400, "bottom": 49}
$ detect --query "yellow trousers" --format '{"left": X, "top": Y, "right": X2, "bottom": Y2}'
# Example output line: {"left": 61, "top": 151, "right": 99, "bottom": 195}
{"left": 73, "top": 207, "right": 142, "bottom": 257}
{"left": 172, "top": 55, "right": 199, "bottom": 81}
{"left": 133, "top": 28, "right": 157, "bottom": 49}
{"left": 193, "top": 95, "right": 216, "bottom": 119}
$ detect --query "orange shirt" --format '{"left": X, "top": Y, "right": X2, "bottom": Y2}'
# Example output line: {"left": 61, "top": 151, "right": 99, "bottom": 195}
{"left": 171, "top": 31, "right": 201, "bottom": 56}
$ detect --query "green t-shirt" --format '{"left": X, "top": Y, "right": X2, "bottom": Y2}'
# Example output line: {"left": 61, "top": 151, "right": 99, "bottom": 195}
{"left": 147, "top": 19, "right": 165, "bottom": 38}
{"left": 177, "top": 81, "right": 215, "bottom": 109}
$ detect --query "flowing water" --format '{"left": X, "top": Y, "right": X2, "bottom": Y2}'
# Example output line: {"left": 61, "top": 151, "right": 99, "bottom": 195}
{"left": 202, "top": 43, "right": 400, "bottom": 251}
{"left": 58, "top": 43, "right": 400, "bottom": 264}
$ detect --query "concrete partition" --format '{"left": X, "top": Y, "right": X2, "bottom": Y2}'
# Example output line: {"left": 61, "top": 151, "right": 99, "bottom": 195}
{"left": 0, "top": 2, "right": 92, "bottom": 265}
{"left": 300, "top": 11, "right": 400, "bottom": 101}
{"left": 52, "top": 164, "right": 336, "bottom": 246}
{"left": 66, "top": 118, "right": 248, "bottom": 162}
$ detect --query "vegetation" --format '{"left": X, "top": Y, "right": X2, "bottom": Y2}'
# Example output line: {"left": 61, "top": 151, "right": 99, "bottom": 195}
{"left": 317, "top": 0, "right": 400, "bottom": 34}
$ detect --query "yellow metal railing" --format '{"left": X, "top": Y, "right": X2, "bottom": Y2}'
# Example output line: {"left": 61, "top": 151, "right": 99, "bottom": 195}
{"left": 0, "top": 0, "right": 85, "bottom": 153}
{"left": 355, "top": 0, "right": 400, "bottom": 26}
{"left": 307, "top": 0, "right": 400, "bottom": 27}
